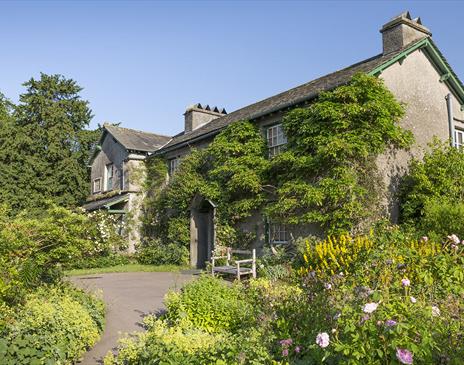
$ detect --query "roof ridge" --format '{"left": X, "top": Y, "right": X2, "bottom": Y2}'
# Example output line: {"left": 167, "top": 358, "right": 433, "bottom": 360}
{"left": 104, "top": 123, "right": 171, "bottom": 138}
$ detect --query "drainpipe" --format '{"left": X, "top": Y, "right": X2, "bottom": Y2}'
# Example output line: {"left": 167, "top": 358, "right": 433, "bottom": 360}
{"left": 446, "top": 94, "right": 455, "bottom": 147}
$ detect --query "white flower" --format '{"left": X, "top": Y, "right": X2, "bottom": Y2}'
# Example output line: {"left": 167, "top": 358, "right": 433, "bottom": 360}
{"left": 324, "top": 283, "right": 332, "bottom": 290}
{"left": 363, "top": 302, "right": 379, "bottom": 314}
{"left": 331, "top": 328, "right": 337, "bottom": 334}
{"left": 410, "top": 296, "right": 417, "bottom": 304}
{"left": 432, "top": 305, "right": 440, "bottom": 317}
{"left": 316, "top": 332, "right": 330, "bottom": 348}
{"left": 448, "top": 234, "right": 460, "bottom": 245}
{"left": 333, "top": 312, "right": 341, "bottom": 320}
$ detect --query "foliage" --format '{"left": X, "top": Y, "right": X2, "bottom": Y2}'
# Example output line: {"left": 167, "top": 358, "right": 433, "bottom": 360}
{"left": 65, "top": 263, "right": 186, "bottom": 276}
{"left": 111, "top": 226, "right": 464, "bottom": 364}
{"left": 299, "top": 234, "right": 374, "bottom": 277}
{"left": 105, "top": 317, "right": 274, "bottom": 365}
{"left": 142, "top": 121, "right": 268, "bottom": 256}
{"left": 0, "top": 204, "right": 124, "bottom": 304}
{"left": 257, "top": 246, "right": 294, "bottom": 281}
{"left": 292, "top": 229, "right": 464, "bottom": 364}
{"left": 0, "top": 73, "right": 100, "bottom": 213}
{"left": 164, "top": 275, "right": 253, "bottom": 333}
{"left": 266, "top": 73, "right": 413, "bottom": 234}
{"left": 0, "top": 285, "right": 104, "bottom": 365}
{"left": 71, "top": 253, "right": 131, "bottom": 270}
{"left": 137, "top": 240, "right": 189, "bottom": 266}
{"left": 400, "top": 140, "right": 464, "bottom": 240}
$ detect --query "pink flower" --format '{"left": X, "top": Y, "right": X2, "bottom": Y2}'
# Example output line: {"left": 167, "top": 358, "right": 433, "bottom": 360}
{"left": 421, "top": 236, "right": 428, "bottom": 242}
{"left": 363, "top": 302, "right": 379, "bottom": 313}
{"left": 280, "top": 338, "right": 293, "bottom": 347}
{"left": 401, "top": 278, "right": 411, "bottom": 287}
{"left": 282, "top": 348, "right": 289, "bottom": 357}
{"left": 294, "top": 346, "right": 301, "bottom": 353}
{"left": 360, "top": 314, "right": 370, "bottom": 324}
{"left": 316, "top": 332, "right": 330, "bottom": 348}
{"left": 410, "top": 296, "right": 417, "bottom": 304}
{"left": 396, "top": 348, "right": 413, "bottom": 364}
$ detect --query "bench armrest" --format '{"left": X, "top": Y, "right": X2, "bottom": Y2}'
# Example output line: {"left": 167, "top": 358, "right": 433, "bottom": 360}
{"left": 235, "top": 259, "right": 253, "bottom": 264}
{"left": 212, "top": 255, "right": 228, "bottom": 260}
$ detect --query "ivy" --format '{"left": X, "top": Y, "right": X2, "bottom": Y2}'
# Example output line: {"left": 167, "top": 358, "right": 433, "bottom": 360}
{"left": 266, "top": 73, "right": 413, "bottom": 234}
{"left": 142, "top": 121, "right": 268, "bottom": 247}
{"left": 143, "top": 73, "right": 414, "bottom": 246}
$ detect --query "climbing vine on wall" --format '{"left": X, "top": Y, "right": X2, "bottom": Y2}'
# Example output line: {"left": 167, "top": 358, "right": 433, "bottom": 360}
{"left": 142, "top": 121, "right": 269, "bottom": 248}
{"left": 266, "top": 73, "right": 414, "bottom": 233}
{"left": 142, "top": 73, "right": 414, "bottom": 248}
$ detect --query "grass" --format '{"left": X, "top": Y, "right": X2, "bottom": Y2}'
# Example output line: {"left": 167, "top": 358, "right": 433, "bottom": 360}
{"left": 65, "top": 263, "right": 190, "bottom": 276}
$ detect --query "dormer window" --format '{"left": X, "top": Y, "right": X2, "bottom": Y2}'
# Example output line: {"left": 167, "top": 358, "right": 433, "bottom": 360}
{"left": 106, "top": 163, "right": 114, "bottom": 191}
{"left": 267, "top": 124, "right": 287, "bottom": 157}
{"left": 93, "top": 178, "right": 101, "bottom": 194}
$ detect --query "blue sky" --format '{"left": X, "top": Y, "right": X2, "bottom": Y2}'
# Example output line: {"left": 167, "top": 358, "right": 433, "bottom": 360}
{"left": 1, "top": 1, "right": 463, "bottom": 135}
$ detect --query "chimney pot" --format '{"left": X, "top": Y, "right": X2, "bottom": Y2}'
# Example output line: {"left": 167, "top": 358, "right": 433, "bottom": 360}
{"left": 380, "top": 11, "right": 431, "bottom": 54}
{"left": 184, "top": 103, "right": 227, "bottom": 133}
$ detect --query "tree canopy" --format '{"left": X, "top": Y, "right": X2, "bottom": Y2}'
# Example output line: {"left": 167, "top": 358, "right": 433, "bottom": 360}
{"left": 0, "top": 73, "right": 100, "bottom": 213}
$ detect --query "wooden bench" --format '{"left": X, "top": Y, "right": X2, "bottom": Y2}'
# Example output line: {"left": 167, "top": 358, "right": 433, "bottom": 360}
{"left": 211, "top": 247, "right": 257, "bottom": 281}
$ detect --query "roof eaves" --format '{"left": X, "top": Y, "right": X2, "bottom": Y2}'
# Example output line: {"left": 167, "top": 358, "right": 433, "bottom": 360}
{"left": 369, "top": 37, "right": 464, "bottom": 107}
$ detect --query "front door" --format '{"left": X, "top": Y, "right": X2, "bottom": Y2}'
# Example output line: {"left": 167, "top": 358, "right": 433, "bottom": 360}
{"left": 190, "top": 198, "right": 215, "bottom": 268}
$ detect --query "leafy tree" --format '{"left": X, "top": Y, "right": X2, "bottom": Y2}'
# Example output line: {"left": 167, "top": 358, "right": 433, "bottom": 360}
{"left": 399, "top": 140, "right": 464, "bottom": 238}
{"left": 266, "top": 73, "right": 413, "bottom": 233}
{"left": 0, "top": 74, "right": 97, "bottom": 212}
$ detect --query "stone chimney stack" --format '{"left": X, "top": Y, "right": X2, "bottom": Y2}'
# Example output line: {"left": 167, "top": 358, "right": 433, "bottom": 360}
{"left": 184, "top": 103, "right": 227, "bottom": 133}
{"left": 380, "top": 11, "right": 431, "bottom": 55}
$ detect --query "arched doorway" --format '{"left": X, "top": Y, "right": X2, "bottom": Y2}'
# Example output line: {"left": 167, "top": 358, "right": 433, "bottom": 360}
{"left": 189, "top": 195, "right": 216, "bottom": 268}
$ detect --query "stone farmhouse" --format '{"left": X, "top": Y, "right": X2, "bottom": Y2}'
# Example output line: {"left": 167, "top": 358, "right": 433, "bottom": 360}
{"left": 86, "top": 12, "right": 464, "bottom": 267}
{"left": 84, "top": 124, "right": 170, "bottom": 251}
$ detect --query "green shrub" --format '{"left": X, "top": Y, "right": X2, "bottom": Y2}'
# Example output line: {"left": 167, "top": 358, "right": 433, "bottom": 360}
{"left": 0, "top": 204, "right": 125, "bottom": 304}
{"left": 105, "top": 317, "right": 274, "bottom": 365}
{"left": 419, "top": 197, "right": 464, "bottom": 241}
{"left": 137, "top": 240, "right": 189, "bottom": 266}
{"left": 164, "top": 275, "right": 253, "bottom": 333}
{"left": 400, "top": 140, "right": 464, "bottom": 227}
{"left": 72, "top": 253, "right": 132, "bottom": 269}
{"left": 0, "top": 285, "right": 104, "bottom": 365}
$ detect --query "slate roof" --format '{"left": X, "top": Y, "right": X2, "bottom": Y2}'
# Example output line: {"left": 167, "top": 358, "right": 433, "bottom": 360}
{"left": 104, "top": 124, "right": 171, "bottom": 153}
{"left": 83, "top": 193, "right": 129, "bottom": 211}
{"left": 158, "top": 39, "right": 426, "bottom": 153}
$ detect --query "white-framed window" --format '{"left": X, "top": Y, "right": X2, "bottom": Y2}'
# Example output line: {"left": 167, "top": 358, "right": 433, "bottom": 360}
{"left": 169, "top": 157, "right": 181, "bottom": 176}
{"left": 267, "top": 124, "right": 287, "bottom": 157}
{"left": 106, "top": 163, "right": 114, "bottom": 191}
{"left": 93, "top": 178, "right": 102, "bottom": 194}
{"left": 455, "top": 128, "right": 464, "bottom": 148}
{"left": 268, "top": 222, "right": 289, "bottom": 244}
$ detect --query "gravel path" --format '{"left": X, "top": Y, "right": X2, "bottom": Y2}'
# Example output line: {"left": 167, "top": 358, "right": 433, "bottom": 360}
{"left": 69, "top": 272, "right": 193, "bottom": 364}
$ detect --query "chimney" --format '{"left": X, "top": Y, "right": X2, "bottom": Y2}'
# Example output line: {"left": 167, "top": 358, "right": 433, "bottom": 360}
{"left": 184, "top": 103, "right": 227, "bottom": 133}
{"left": 380, "top": 11, "right": 431, "bottom": 54}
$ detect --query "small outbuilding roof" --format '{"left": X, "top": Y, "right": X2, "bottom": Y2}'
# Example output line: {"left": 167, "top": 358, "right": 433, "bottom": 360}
{"left": 83, "top": 193, "right": 129, "bottom": 211}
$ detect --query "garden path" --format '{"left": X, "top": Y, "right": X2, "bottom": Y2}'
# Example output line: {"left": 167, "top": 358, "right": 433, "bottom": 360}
{"left": 69, "top": 271, "right": 193, "bottom": 364}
